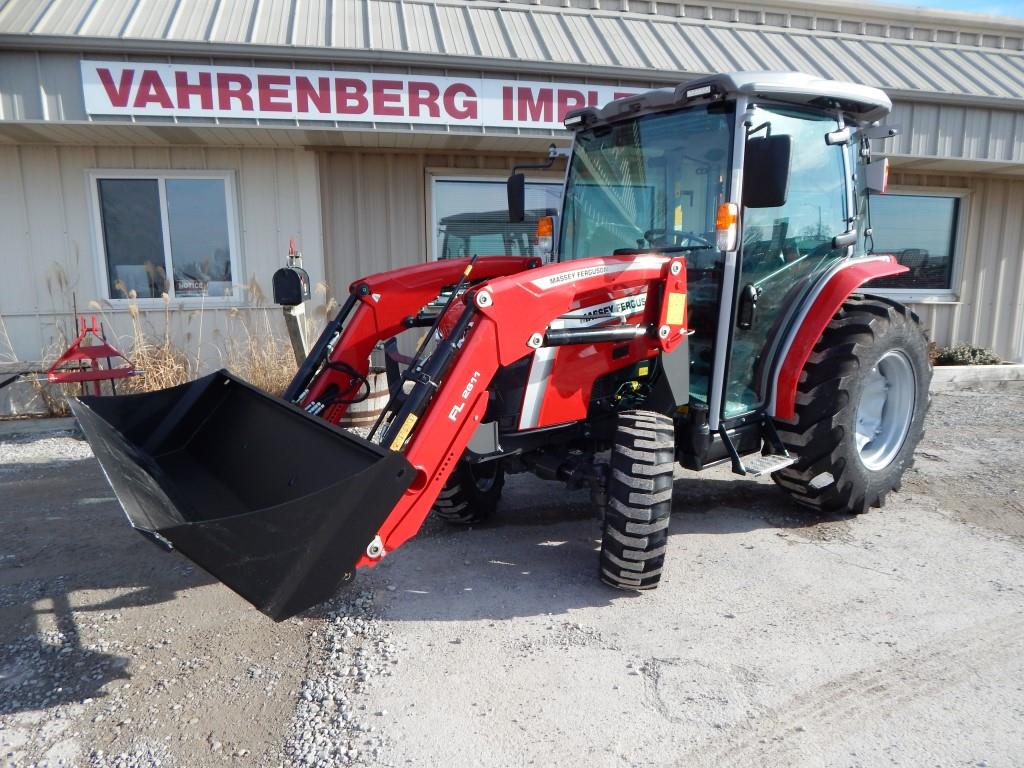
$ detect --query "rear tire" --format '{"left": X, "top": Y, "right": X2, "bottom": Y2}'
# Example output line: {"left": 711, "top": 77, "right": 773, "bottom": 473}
{"left": 772, "top": 295, "right": 931, "bottom": 515}
{"left": 431, "top": 460, "right": 505, "bottom": 525}
{"left": 600, "top": 410, "right": 675, "bottom": 590}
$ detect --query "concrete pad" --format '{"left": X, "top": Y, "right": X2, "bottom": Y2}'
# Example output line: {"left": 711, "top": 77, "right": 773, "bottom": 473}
{"left": 0, "top": 417, "right": 79, "bottom": 440}
{"left": 931, "top": 363, "right": 1024, "bottom": 391}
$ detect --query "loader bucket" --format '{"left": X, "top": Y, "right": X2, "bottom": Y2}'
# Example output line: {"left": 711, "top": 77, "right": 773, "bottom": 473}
{"left": 70, "top": 370, "right": 414, "bottom": 621}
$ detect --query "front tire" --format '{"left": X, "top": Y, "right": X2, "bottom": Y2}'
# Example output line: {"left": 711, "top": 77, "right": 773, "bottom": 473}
{"left": 600, "top": 410, "right": 675, "bottom": 590}
{"left": 773, "top": 296, "right": 931, "bottom": 514}
{"left": 431, "top": 460, "right": 504, "bottom": 525}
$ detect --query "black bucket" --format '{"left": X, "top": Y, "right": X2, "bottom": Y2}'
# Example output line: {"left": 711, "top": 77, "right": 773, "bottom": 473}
{"left": 71, "top": 370, "right": 414, "bottom": 621}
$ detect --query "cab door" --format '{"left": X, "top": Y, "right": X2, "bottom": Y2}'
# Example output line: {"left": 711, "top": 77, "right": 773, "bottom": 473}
{"left": 724, "top": 107, "right": 851, "bottom": 419}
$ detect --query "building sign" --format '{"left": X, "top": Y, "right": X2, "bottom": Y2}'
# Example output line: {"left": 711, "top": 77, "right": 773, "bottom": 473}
{"left": 80, "top": 61, "right": 641, "bottom": 130}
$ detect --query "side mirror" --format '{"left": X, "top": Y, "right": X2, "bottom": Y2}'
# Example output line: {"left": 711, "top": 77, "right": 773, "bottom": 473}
{"left": 743, "top": 135, "right": 791, "bottom": 209}
{"left": 507, "top": 173, "right": 525, "bottom": 224}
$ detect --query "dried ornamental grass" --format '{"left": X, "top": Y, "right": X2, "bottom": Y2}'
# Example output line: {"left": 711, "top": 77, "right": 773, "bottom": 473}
{"left": 223, "top": 298, "right": 298, "bottom": 397}
{"left": 28, "top": 376, "right": 77, "bottom": 417}
{"left": 119, "top": 291, "right": 193, "bottom": 393}
{"left": 0, "top": 311, "right": 16, "bottom": 364}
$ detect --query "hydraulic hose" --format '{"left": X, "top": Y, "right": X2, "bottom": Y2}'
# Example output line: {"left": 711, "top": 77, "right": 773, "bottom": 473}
{"left": 377, "top": 301, "right": 477, "bottom": 452}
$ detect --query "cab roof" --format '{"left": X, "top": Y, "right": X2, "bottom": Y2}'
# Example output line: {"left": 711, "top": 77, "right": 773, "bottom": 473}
{"left": 566, "top": 71, "right": 892, "bottom": 130}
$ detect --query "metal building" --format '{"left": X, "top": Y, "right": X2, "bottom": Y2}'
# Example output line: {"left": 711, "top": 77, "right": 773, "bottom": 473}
{"left": 1, "top": 0, "right": 1023, "bottom": 388}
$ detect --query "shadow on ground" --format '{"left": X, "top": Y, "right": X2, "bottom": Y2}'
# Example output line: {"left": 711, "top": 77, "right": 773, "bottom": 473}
{"left": 1, "top": 451, "right": 851, "bottom": 710}
{"left": 365, "top": 472, "right": 851, "bottom": 622}
{"left": 0, "top": 457, "right": 213, "bottom": 716}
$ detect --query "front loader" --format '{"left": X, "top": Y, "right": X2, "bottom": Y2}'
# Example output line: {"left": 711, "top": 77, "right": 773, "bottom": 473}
{"left": 73, "top": 72, "right": 931, "bottom": 620}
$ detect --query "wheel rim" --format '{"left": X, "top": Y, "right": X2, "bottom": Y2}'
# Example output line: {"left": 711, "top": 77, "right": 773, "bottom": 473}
{"left": 469, "top": 462, "right": 499, "bottom": 492}
{"left": 855, "top": 350, "right": 916, "bottom": 471}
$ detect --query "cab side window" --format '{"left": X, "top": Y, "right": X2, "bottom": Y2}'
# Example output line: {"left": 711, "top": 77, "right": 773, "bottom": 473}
{"left": 725, "top": 107, "right": 849, "bottom": 418}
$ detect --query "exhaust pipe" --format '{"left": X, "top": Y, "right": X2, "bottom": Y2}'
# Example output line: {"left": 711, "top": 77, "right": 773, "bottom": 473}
{"left": 71, "top": 371, "right": 414, "bottom": 620}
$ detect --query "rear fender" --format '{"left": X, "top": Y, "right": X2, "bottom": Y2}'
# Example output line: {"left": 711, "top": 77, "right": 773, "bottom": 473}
{"left": 769, "top": 255, "right": 907, "bottom": 421}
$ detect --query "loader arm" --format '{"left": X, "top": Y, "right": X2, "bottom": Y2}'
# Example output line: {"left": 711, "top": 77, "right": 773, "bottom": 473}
{"left": 355, "top": 254, "right": 688, "bottom": 565}
{"left": 292, "top": 256, "right": 542, "bottom": 423}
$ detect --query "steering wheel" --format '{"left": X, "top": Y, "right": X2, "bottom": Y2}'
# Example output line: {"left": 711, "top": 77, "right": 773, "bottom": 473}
{"left": 643, "top": 228, "right": 713, "bottom": 250}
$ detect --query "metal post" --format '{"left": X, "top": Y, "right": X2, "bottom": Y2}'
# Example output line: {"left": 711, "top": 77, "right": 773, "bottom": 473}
{"left": 281, "top": 303, "right": 309, "bottom": 368}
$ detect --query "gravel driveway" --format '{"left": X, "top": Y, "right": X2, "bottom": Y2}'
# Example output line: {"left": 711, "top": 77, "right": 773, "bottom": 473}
{"left": 2, "top": 386, "right": 1023, "bottom": 767}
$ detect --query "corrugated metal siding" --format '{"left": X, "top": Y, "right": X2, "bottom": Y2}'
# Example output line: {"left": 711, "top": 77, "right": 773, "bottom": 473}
{"left": 123, "top": 0, "right": 178, "bottom": 39}
{"left": 293, "top": 0, "right": 329, "bottom": 48}
{"left": 33, "top": 0, "right": 91, "bottom": 36}
{"left": 321, "top": 152, "right": 424, "bottom": 291}
{"left": 3, "top": 0, "right": 1024, "bottom": 104}
{"left": 887, "top": 100, "right": 1024, "bottom": 165}
{"left": 0, "top": 143, "right": 325, "bottom": 361}
{"left": 888, "top": 171, "right": 1024, "bottom": 361}
{"left": 210, "top": 0, "right": 258, "bottom": 45}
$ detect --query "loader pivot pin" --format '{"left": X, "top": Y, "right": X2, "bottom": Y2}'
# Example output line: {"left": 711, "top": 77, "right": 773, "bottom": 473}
{"left": 366, "top": 535, "right": 386, "bottom": 559}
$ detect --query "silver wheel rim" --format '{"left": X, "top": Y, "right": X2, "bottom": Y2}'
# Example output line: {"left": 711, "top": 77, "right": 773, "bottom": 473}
{"left": 855, "top": 350, "right": 916, "bottom": 471}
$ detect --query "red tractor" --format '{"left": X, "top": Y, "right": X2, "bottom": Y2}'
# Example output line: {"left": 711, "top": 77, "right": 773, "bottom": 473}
{"left": 73, "top": 72, "right": 930, "bottom": 620}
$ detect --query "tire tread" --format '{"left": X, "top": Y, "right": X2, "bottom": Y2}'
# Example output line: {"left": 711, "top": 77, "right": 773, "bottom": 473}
{"left": 771, "top": 295, "right": 930, "bottom": 515}
{"left": 600, "top": 410, "right": 675, "bottom": 590}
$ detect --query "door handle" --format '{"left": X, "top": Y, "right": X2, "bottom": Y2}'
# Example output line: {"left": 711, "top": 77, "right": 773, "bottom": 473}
{"left": 737, "top": 283, "right": 761, "bottom": 330}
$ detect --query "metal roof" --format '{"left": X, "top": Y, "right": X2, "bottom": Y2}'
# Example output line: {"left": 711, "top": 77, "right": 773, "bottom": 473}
{"left": 1, "top": 0, "right": 1024, "bottom": 107}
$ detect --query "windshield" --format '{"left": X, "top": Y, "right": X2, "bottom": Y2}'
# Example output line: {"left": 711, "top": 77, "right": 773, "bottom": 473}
{"left": 559, "top": 103, "right": 735, "bottom": 405}
{"left": 559, "top": 104, "right": 734, "bottom": 262}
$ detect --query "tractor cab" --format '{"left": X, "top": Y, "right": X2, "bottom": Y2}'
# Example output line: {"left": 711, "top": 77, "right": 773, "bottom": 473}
{"left": 511, "top": 71, "right": 893, "bottom": 439}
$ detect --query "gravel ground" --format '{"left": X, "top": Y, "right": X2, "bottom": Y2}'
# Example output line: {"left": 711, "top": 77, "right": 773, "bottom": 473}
{"left": 1, "top": 385, "right": 1023, "bottom": 767}
{"left": 0, "top": 438, "right": 92, "bottom": 465}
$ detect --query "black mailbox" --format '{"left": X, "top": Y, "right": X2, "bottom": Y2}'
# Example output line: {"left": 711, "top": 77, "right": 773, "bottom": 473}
{"left": 273, "top": 266, "right": 311, "bottom": 307}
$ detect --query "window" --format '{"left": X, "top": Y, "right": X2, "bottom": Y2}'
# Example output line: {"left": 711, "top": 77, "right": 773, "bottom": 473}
{"left": 90, "top": 172, "right": 239, "bottom": 300}
{"left": 728, "top": 106, "right": 850, "bottom": 417}
{"left": 559, "top": 105, "right": 733, "bottom": 263}
{"left": 866, "top": 191, "right": 962, "bottom": 294}
{"left": 431, "top": 177, "right": 561, "bottom": 261}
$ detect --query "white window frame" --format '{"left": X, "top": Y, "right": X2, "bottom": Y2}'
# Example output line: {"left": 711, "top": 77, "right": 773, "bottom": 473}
{"left": 867, "top": 185, "right": 969, "bottom": 304}
{"left": 87, "top": 169, "right": 242, "bottom": 305}
{"left": 426, "top": 171, "right": 563, "bottom": 262}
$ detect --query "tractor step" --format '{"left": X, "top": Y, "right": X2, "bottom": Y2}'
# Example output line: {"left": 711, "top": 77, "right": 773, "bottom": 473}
{"left": 742, "top": 454, "right": 796, "bottom": 477}
{"left": 718, "top": 417, "right": 795, "bottom": 477}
